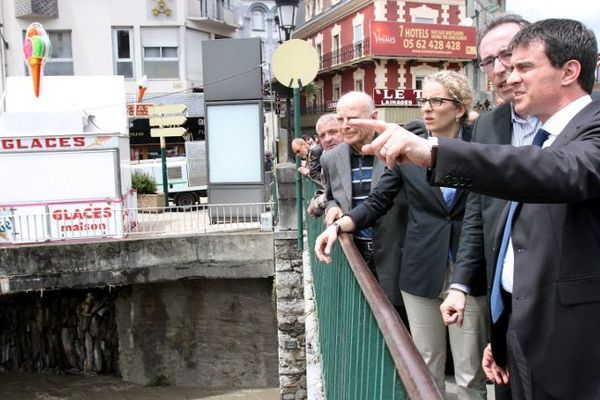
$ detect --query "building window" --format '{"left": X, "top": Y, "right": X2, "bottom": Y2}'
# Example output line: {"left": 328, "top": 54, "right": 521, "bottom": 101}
{"left": 355, "top": 79, "right": 363, "bottom": 92}
{"left": 415, "top": 76, "right": 424, "bottom": 90}
{"left": 333, "top": 34, "right": 340, "bottom": 64}
{"left": 142, "top": 27, "right": 179, "bottom": 79}
{"left": 333, "top": 83, "right": 341, "bottom": 100}
{"left": 112, "top": 28, "right": 134, "bottom": 79}
{"left": 251, "top": 9, "right": 265, "bottom": 31}
{"left": 353, "top": 24, "right": 363, "bottom": 58}
{"left": 316, "top": 43, "right": 322, "bottom": 68}
{"left": 27, "top": 30, "right": 73, "bottom": 75}
{"left": 144, "top": 47, "right": 179, "bottom": 79}
{"left": 305, "top": 2, "right": 313, "bottom": 19}
{"left": 316, "top": 86, "right": 323, "bottom": 108}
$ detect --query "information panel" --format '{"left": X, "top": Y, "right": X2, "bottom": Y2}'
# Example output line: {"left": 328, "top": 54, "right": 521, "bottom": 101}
{"left": 206, "top": 103, "right": 262, "bottom": 184}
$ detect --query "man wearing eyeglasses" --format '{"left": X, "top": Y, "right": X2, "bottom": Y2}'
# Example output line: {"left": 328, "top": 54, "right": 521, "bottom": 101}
{"left": 438, "top": 14, "right": 537, "bottom": 400}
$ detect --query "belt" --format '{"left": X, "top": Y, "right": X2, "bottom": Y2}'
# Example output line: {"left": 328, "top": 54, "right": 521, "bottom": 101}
{"left": 354, "top": 239, "right": 373, "bottom": 251}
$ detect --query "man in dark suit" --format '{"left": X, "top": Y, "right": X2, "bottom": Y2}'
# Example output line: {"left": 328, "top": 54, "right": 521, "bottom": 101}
{"left": 353, "top": 19, "right": 600, "bottom": 400}
{"left": 441, "top": 14, "right": 536, "bottom": 314}
{"left": 439, "top": 15, "right": 536, "bottom": 400}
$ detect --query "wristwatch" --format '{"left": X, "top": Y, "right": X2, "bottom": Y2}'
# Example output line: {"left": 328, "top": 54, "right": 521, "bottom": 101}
{"left": 331, "top": 221, "right": 342, "bottom": 234}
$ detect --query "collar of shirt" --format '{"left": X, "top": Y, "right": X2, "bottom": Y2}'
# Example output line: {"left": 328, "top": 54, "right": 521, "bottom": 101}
{"left": 542, "top": 95, "right": 593, "bottom": 147}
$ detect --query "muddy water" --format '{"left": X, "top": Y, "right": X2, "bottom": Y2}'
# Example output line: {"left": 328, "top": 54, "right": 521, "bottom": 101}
{"left": 0, "top": 372, "right": 279, "bottom": 400}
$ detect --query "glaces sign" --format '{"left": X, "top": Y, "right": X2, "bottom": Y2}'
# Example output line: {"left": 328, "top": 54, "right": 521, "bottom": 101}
{"left": 373, "top": 89, "right": 422, "bottom": 106}
{"left": 49, "top": 203, "right": 118, "bottom": 239}
{"left": 0, "top": 135, "right": 119, "bottom": 152}
{"left": 370, "top": 21, "right": 477, "bottom": 59}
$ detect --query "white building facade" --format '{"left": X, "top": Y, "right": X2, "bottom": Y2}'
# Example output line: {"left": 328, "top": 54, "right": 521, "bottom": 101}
{"left": 0, "top": 0, "right": 240, "bottom": 159}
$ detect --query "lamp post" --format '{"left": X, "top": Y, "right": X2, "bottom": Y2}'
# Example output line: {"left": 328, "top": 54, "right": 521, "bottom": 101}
{"left": 275, "top": 0, "right": 304, "bottom": 250}
{"left": 275, "top": 0, "right": 298, "bottom": 163}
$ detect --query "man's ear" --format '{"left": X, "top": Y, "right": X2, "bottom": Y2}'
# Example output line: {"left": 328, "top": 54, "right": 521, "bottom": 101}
{"left": 561, "top": 59, "right": 581, "bottom": 87}
{"left": 371, "top": 110, "right": 379, "bottom": 120}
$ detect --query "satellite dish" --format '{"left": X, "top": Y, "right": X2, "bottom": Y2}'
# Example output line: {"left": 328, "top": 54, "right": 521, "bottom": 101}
{"left": 272, "top": 39, "right": 319, "bottom": 89}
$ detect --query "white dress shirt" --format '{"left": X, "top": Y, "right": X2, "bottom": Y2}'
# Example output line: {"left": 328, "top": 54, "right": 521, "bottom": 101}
{"left": 502, "top": 95, "right": 593, "bottom": 293}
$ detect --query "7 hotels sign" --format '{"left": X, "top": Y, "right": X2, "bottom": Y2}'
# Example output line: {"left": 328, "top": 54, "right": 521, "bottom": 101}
{"left": 370, "top": 21, "right": 477, "bottom": 59}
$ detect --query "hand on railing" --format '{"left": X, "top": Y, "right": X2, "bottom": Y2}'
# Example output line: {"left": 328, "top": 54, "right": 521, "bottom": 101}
{"left": 440, "top": 289, "right": 466, "bottom": 327}
{"left": 315, "top": 214, "right": 357, "bottom": 264}
{"left": 315, "top": 224, "right": 340, "bottom": 264}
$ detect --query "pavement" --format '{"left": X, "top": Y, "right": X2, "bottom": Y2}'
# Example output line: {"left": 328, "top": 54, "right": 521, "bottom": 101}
{"left": 445, "top": 376, "right": 496, "bottom": 400}
{"left": 0, "top": 372, "right": 279, "bottom": 400}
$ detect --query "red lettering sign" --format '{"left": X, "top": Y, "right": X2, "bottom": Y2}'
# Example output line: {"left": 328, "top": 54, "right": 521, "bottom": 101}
{"left": 127, "top": 103, "right": 152, "bottom": 117}
{"left": 373, "top": 88, "right": 422, "bottom": 106}
{"left": 52, "top": 207, "right": 113, "bottom": 221}
{"left": 370, "top": 21, "right": 477, "bottom": 59}
{"left": 0, "top": 136, "right": 89, "bottom": 151}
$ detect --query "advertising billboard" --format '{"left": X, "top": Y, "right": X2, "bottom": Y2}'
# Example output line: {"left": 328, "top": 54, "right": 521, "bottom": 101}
{"left": 370, "top": 21, "right": 477, "bottom": 59}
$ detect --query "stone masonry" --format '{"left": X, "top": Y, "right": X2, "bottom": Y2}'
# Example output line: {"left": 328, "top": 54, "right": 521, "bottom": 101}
{"left": 275, "top": 230, "right": 306, "bottom": 400}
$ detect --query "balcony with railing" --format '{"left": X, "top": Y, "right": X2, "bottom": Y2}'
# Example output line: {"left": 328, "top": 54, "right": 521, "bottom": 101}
{"left": 320, "top": 38, "right": 371, "bottom": 71}
{"left": 186, "top": 0, "right": 238, "bottom": 29}
{"left": 302, "top": 179, "right": 443, "bottom": 399}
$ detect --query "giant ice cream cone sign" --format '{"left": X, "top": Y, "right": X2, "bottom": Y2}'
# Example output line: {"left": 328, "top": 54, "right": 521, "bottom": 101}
{"left": 23, "top": 23, "right": 51, "bottom": 97}
{"left": 137, "top": 75, "right": 148, "bottom": 103}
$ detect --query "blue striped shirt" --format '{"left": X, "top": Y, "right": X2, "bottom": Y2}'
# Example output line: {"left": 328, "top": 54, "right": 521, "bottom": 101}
{"left": 511, "top": 105, "right": 541, "bottom": 146}
{"left": 350, "top": 151, "right": 374, "bottom": 240}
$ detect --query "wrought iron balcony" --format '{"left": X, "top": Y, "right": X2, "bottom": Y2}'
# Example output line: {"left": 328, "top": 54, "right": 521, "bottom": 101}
{"left": 320, "top": 38, "right": 370, "bottom": 70}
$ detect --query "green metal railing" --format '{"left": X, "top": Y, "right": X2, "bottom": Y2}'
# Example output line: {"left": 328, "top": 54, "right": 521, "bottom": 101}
{"left": 303, "top": 179, "right": 443, "bottom": 400}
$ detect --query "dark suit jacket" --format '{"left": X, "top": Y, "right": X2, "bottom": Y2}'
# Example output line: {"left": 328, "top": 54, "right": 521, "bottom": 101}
{"left": 348, "top": 126, "right": 472, "bottom": 298}
{"left": 430, "top": 99, "right": 600, "bottom": 400}
{"left": 452, "top": 102, "right": 513, "bottom": 296}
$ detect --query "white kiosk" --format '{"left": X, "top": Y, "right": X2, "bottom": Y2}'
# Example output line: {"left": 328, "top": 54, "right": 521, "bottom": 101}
{"left": 0, "top": 76, "right": 135, "bottom": 244}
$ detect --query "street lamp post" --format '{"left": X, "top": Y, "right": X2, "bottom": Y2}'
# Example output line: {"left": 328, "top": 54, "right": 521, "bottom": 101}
{"left": 275, "top": 0, "right": 303, "bottom": 250}
{"left": 275, "top": 0, "right": 298, "bottom": 163}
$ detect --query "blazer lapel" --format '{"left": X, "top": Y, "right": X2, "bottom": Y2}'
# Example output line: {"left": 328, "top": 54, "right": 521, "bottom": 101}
{"left": 495, "top": 103, "right": 513, "bottom": 145}
{"left": 336, "top": 144, "right": 352, "bottom": 210}
{"left": 371, "top": 157, "right": 384, "bottom": 190}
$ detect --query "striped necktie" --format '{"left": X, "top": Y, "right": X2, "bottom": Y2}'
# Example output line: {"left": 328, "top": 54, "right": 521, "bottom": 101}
{"left": 490, "top": 128, "right": 549, "bottom": 323}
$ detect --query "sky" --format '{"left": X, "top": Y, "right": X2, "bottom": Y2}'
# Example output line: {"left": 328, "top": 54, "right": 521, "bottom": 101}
{"left": 505, "top": 0, "right": 600, "bottom": 44}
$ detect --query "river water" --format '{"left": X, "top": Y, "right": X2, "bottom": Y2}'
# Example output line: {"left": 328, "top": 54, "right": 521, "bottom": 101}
{"left": 0, "top": 372, "right": 279, "bottom": 400}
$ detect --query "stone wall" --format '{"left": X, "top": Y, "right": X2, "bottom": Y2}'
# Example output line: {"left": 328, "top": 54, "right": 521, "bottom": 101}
{"left": 275, "top": 230, "right": 306, "bottom": 400}
{"left": 0, "top": 287, "right": 119, "bottom": 374}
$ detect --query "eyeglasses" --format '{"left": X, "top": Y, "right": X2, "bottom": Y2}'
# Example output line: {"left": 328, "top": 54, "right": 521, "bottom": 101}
{"left": 417, "top": 97, "right": 461, "bottom": 108}
{"left": 479, "top": 49, "right": 512, "bottom": 72}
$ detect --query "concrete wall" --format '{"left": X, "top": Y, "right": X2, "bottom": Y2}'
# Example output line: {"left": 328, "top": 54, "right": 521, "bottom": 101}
{"left": 115, "top": 279, "right": 279, "bottom": 388}
{"left": 0, "top": 233, "right": 274, "bottom": 294}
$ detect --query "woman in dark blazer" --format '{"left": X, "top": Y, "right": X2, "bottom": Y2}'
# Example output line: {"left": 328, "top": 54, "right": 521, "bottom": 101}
{"left": 315, "top": 71, "right": 488, "bottom": 399}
